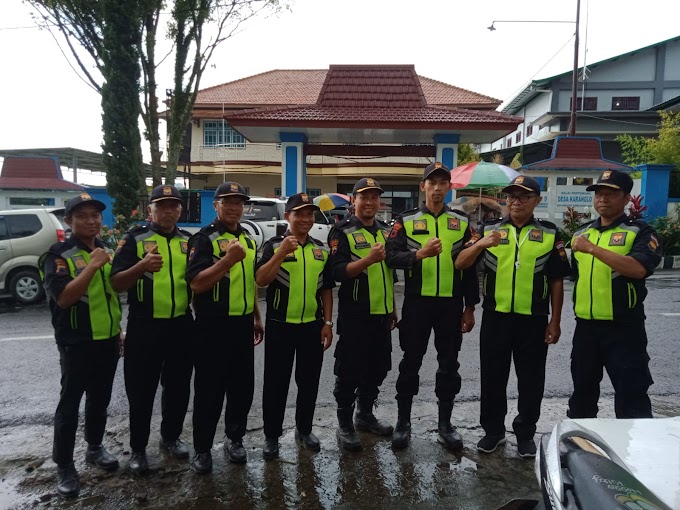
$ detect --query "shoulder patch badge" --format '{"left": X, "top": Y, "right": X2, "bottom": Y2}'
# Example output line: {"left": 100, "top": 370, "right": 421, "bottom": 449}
{"left": 389, "top": 222, "right": 402, "bottom": 238}
{"left": 115, "top": 239, "right": 126, "bottom": 254}
{"left": 609, "top": 232, "right": 627, "bottom": 246}
{"left": 55, "top": 258, "right": 68, "bottom": 276}
{"left": 330, "top": 239, "right": 339, "bottom": 255}
{"left": 189, "top": 247, "right": 196, "bottom": 262}
{"left": 648, "top": 234, "right": 659, "bottom": 252}
{"left": 555, "top": 240, "right": 568, "bottom": 261}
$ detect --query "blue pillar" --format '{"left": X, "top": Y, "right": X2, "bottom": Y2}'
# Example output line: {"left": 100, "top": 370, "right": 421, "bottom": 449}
{"left": 434, "top": 134, "right": 460, "bottom": 203}
{"left": 280, "top": 132, "right": 307, "bottom": 196}
{"left": 637, "top": 163, "right": 673, "bottom": 219}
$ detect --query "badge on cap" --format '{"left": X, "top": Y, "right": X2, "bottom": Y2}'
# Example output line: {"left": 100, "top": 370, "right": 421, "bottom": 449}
{"left": 434, "top": 162, "right": 442, "bottom": 169}
{"left": 80, "top": 193, "right": 92, "bottom": 200}
{"left": 366, "top": 178, "right": 375, "bottom": 186}
{"left": 301, "top": 193, "right": 309, "bottom": 203}
{"left": 163, "top": 186, "right": 172, "bottom": 196}
{"left": 515, "top": 176, "right": 524, "bottom": 184}
{"left": 230, "top": 183, "right": 239, "bottom": 192}
{"left": 602, "top": 171, "right": 612, "bottom": 180}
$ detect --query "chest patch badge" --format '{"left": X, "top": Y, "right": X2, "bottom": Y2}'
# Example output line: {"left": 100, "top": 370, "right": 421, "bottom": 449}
{"left": 180, "top": 241, "right": 188, "bottom": 254}
{"left": 218, "top": 239, "right": 231, "bottom": 254}
{"left": 143, "top": 240, "right": 157, "bottom": 254}
{"left": 313, "top": 248, "right": 325, "bottom": 261}
{"left": 71, "top": 255, "right": 87, "bottom": 274}
{"left": 498, "top": 229, "right": 509, "bottom": 245}
{"left": 352, "top": 232, "right": 371, "bottom": 249}
{"left": 609, "top": 232, "right": 627, "bottom": 246}
{"left": 529, "top": 229, "right": 543, "bottom": 242}
{"left": 447, "top": 218, "right": 460, "bottom": 231}
{"left": 413, "top": 220, "right": 428, "bottom": 233}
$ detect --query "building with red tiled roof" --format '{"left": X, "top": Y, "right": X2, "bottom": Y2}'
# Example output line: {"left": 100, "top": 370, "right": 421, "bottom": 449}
{"left": 0, "top": 157, "right": 83, "bottom": 210}
{"left": 182, "top": 65, "right": 521, "bottom": 216}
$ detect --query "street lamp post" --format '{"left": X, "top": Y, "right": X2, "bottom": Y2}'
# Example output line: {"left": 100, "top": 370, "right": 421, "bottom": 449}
{"left": 488, "top": 0, "right": 581, "bottom": 136}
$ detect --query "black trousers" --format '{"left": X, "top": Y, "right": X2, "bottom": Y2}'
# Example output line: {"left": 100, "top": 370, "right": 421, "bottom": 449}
{"left": 124, "top": 315, "right": 194, "bottom": 452}
{"left": 480, "top": 310, "right": 548, "bottom": 439}
{"left": 53, "top": 337, "right": 119, "bottom": 466}
{"left": 568, "top": 319, "right": 653, "bottom": 419}
{"left": 395, "top": 296, "right": 463, "bottom": 402}
{"left": 333, "top": 312, "right": 392, "bottom": 407}
{"left": 192, "top": 314, "right": 254, "bottom": 453}
{"left": 263, "top": 320, "right": 324, "bottom": 439}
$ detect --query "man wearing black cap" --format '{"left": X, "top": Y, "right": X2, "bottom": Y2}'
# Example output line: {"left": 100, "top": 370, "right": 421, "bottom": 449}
{"left": 40, "top": 192, "right": 122, "bottom": 496}
{"left": 385, "top": 162, "right": 479, "bottom": 451}
{"left": 327, "top": 178, "right": 396, "bottom": 452}
{"left": 110, "top": 185, "right": 194, "bottom": 473}
{"left": 255, "top": 192, "right": 335, "bottom": 460}
{"left": 568, "top": 169, "right": 662, "bottom": 419}
{"left": 456, "top": 175, "right": 571, "bottom": 458}
{"left": 185, "top": 181, "right": 263, "bottom": 473}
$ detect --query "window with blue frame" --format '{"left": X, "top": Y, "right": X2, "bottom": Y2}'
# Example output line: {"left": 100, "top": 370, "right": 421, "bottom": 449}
{"left": 203, "top": 121, "right": 246, "bottom": 148}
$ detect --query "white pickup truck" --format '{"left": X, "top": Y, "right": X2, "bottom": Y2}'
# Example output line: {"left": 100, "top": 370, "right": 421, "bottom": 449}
{"left": 240, "top": 197, "right": 333, "bottom": 256}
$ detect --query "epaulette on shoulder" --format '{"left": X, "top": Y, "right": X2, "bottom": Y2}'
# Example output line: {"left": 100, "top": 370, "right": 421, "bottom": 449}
{"left": 177, "top": 228, "right": 193, "bottom": 237}
{"left": 334, "top": 218, "right": 352, "bottom": 229}
{"left": 400, "top": 207, "right": 419, "bottom": 218}
{"left": 627, "top": 217, "right": 648, "bottom": 227}
{"left": 310, "top": 236, "right": 325, "bottom": 247}
{"left": 537, "top": 219, "right": 558, "bottom": 230}
{"left": 448, "top": 207, "right": 468, "bottom": 216}
{"left": 483, "top": 217, "right": 504, "bottom": 228}
{"left": 129, "top": 224, "right": 149, "bottom": 235}
{"left": 376, "top": 218, "right": 390, "bottom": 229}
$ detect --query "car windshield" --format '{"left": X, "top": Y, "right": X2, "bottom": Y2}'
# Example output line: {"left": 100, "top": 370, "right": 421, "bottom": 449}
{"left": 243, "top": 202, "right": 279, "bottom": 221}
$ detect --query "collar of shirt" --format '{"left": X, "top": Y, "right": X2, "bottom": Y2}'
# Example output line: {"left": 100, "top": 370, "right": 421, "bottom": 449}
{"left": 591, "top": 214, "right": 628, "bottom": 232}
{"left": 500, "top": 215, "right": 540, "bottom": 230}
{"left": 419, "top": 203, "right": 450, "bottom": 218}
{"left": 65, "top": 235, "right": 108, "bottom": 254}
{"left": 349, "top": 215, "right": 380, "bottom": 234}
{"left": 148, "top": 222, "right": 179, "bottom": 239}
{"left": 214, "top": 218, "right": 244, "bottom": 237}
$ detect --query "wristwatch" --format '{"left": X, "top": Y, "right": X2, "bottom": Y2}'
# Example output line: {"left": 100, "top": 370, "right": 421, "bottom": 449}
{"left": 324, "top": 320, "right": 334, "bottom": 327}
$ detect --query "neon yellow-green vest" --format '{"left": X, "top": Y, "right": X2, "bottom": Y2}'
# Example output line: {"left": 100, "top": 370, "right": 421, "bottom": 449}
{"left": 62, "top": 245, "right": 122, "bottom": 340}
{"left": 482, "top": 220, "right": 557, "bottom": 315}
{"left": 344, "top": 225, "right": 394, "bottom": 314}
{"left": 402, "top": 209, "right": 468, "bottom": 297}
{"left": 572, "top": 221, "right": 646, "bottom": 321}
{"left": 131, "top": 229, "right": 190, "bottom": 319}
{"left": 266, "top": 238, "right": 329, "bottom": 324}
{"left": 209, "top": 230, "right": 257, "bottom": 316}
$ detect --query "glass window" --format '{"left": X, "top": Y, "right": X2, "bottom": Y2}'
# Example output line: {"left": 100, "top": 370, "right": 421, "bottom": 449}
{"left": 0, "top": 217, "right": 8, "bottom": 241}
{"left": 7, "top": 214, "right": 43, "bottom": 239}
{"left": 611, "top": 97, "right": 640, "bottom": 111}
{"left": 243, "top": 202, "right": 279, "bottom": 221}
{"left": 203, "top": 120, "right": 246, "bottom": 148}
{"left": 9, "top": 197, "right": 55, "bottom": 206}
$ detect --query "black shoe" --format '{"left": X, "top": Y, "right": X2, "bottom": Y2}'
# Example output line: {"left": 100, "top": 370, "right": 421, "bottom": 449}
{"left": 262, "top": 437, "right": 279, "bottom": 461}
{"left": 337, "top": 406, "right": 362, "bottom": 452}
{"left": 391, "top": 419, "right": 411, "bottom": 450}
{"left": 438, "top": 424, "right": 464, "bottom": 451}
{"left": 227, "top": 439, "right": 247, "bottom": 464}
{"left": 85, "top": 444, "right": 119, "bottom": 470}
{"left": 476, "top": 434, "right": 507, "bottom": 453}
{"left": 128, "top": 451, "right": 149, "bottom": 474}
{"left": 160, "top": 438, "right": 190, "bottom": 459}
{"left": 355, "top": 401, "right": 394, "bottom": 436}
{"left": 517, "top": 438, "right": 537, "bottom": 458}
{"left": 295, "top": 430, "right": 321, "bottom": 451}
{"left": 56, "top": 463, "right": 79, "bottom": 498}
{"left": 191, "top": 452, "right": 212, "bottom": 474}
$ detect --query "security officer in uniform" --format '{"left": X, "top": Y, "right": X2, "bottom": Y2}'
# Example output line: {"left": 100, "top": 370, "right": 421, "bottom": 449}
{"left": 568, "top": 169, "right": 662, "bottom": 419}
{"left": 41, "top": 193, "right": 122, "bottom": 497}
{"left": 327, "top": 178, "right": 396, "bottom": 452}
{"left": 185, "top": 182, "right": 264, "bottom": 473}
{"left": 456, "top": 175, "right": 571, "bottom": 458}
{"left": 385, "top": 162, "right": 479, "bottom": 451}
{"left": 110, "top": 185, "right": 193, "bottom": 473}
{"left": 255, "top": 193, "right": 335, "bottom": 460}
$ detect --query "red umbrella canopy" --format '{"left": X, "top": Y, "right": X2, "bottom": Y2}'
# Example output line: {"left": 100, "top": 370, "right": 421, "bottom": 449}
{"left": 450, "top": 161, "right": 520, "bottom": 189}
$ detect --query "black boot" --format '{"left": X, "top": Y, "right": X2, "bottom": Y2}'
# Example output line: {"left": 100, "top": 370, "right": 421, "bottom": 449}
{"left": 336, "top": 406, "right": 362, "bottom": 452}
{"left": 56, "top": 463, "right": 80, "bottom": 497}
{"left": 85, "top": 444, "right": 119, "bottom": 470}
{"left": 391, "top": 399, "right": 412, "bottom": 450}
{"left": 355, "top": 400, "right": 394, "bottom": 436}
{"left": 438, "top": 401, "right": 463, "bottom": 451}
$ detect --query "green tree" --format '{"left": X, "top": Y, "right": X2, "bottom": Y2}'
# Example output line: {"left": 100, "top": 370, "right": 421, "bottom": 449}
{"left": 457, "top": 144, "right": 481, "bottom": 165}
{"left": 616, "top": 111, "right": 680, "bottom": 197}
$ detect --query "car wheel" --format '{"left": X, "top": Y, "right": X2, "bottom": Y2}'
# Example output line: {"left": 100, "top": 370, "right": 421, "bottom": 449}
{"left": 9, "top": 270, "right": 45, "bottom": 305}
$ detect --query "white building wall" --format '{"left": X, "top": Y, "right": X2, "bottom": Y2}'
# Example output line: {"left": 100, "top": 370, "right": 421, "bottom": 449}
{"left": 662, "top": 88, "right": 680, "bottom": 102}
{"left": 557, "top": 89, "right": 656, "bottom": 111}
{"left": 587, "top": 48, "right": 656, "bottom": 81}
{"left": 664, "top": 40, "right": 680, "bottom": 80}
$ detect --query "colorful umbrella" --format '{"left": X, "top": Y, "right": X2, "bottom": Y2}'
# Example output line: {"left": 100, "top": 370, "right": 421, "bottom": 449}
{"left": 313, "top": 193, "right": 351, "bottom": 211}
{"left": 450, "top": 161, "right": 520, "bottom": 189}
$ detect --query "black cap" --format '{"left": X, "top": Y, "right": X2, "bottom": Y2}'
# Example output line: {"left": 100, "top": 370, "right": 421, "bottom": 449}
{"left": 214, "top": 182, "right": 249, "bottom": 200}
{"left": 150, "top": 185, "right": 183, "bottom": 203}
{"left": 285, "top": 192, "right": 320, "bottom": 212}
{"left": 65, "top": 192, "right": 106, "bottom": 216}
{"left": 423, "top": 162, "right": 450, "bottom": 181}
{"left": 586, "top": 169, "right": 633, "bottom": 193}
{"left": 502, "top": 175, "right": 541, "bottom": 194}
{"left": 353, "top": 177, "right": 384, "bottom": 195}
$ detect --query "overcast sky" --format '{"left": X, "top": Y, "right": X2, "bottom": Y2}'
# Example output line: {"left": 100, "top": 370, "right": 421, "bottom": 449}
{"left": 1, "top": 0, "right": 678, "bottom": 176}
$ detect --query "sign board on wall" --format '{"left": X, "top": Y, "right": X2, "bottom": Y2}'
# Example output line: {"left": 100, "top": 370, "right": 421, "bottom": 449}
{"left": 555, "top": 187, "right": 594, "bottom": 212}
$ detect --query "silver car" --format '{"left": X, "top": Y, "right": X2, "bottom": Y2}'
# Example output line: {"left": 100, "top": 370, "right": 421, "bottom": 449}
{"left": 0, "top": 207, "right": 66, "bottom": 305}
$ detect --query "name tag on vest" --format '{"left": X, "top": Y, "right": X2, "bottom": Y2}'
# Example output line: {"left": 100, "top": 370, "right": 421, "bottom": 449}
{"left": 497, "top": 229, "right": 509, "bottom": 244}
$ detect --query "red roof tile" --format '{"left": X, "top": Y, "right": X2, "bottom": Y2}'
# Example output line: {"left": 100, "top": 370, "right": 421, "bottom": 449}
{"left": 194, "top": 68, "right": 501, "bottom": 109}
{"left": 0, "top": 157, "right": 83, "bottom": 190}
{"left": 523, "top": 137, "right": 632, "bottom": 171}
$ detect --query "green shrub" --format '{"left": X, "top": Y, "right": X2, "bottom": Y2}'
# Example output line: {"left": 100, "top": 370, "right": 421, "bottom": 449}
{"left": 648, "top": 215, "right": 680, "bottom": 256}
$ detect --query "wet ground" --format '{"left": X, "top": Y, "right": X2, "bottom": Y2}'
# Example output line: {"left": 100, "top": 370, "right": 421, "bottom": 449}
{"left": 1, "top": 395, "right": 679, "bottom": 510}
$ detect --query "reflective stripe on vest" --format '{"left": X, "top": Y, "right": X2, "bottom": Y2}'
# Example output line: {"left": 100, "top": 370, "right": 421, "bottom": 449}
{"left": 483, "top": 222, "right": 556, "bottom": 314}
{"left": 573, "top": 223, "right": 639, "bottom": 320}
{"left": 403, "top": 210, "right": 467, "bottom": 297}
{"left": 272, "top": 241, "right": 328, "bottom": 324}
{"left": 133, "top": 231, "right": 189, "bottom": 319}
{"left": 345, "top": 226, "right": 394, "bottom": 314}
{"left": 63, "top": 246, "right": 122, "bottom": 340}
{"left": 210, "top": 231, "right": 256, "bottom": 316}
